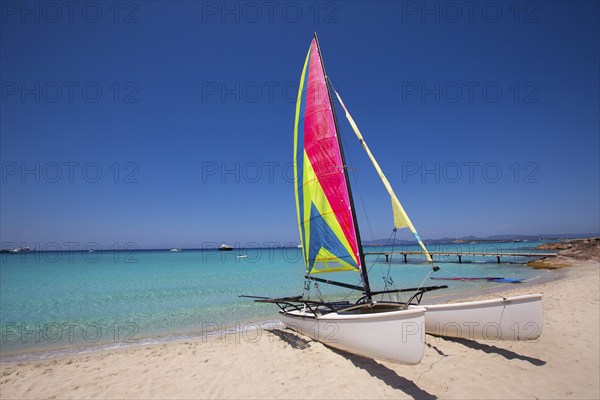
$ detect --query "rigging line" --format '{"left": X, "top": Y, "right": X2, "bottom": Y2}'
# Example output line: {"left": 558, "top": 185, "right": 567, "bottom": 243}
{"left": 314, "top": 282, "right": 324, "bottom": 302}
{"left": 379, "top": 229, "right": 395, "bottom": 292}
{"left": 303, "top": 279, "right": 311, "bottom": 301}
{"left": 333, "top": 88, "right": 438, "bottom": 272}
{"left": 367, "top": 229, "right": 397, "bottom": 293}
{"left": 346, "top": 166, "right": 382, "bottom": 280}
{"left": 408, "top": 268, "right": 435, "bottom": 303}
{"left": 382, "top": 229, "right": 399, "bottom": 297}
{"left": 350, "top": 162, "right": 376, "bottom": 243}
{"left": 339, "top": 117, "right": 377, "bottom": 246}
{"left": 432, "top": 263, "right": 506, "bottom": 299}
{"left": 332, "top": 89, "right": 383, "bottom": 301}
{"left": 337, "top": 229, "right": 397, "bottom": 303}
{"left": 317, "top": 55, "right": 373, "bottom": 300}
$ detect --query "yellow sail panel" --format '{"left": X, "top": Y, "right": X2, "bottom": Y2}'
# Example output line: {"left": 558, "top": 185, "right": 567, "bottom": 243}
{"left": 391, "top": 197, "right": 411, "bottom": 230}
{"left": 311, "top": 247, "right": 358, "bottom": 273}
{"left": 293, "top": 42, "right": 312, "bottom": 268}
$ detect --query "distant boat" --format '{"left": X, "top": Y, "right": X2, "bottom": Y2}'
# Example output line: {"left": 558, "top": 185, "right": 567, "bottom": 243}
{"left": 9, "top": 247, "right": 30, "bottom": 253}
{"left": 170, "top": 234, "right": 182, "bottom": 252}
{"left": 218, "top": 243, "right": 233, "bottom": 251}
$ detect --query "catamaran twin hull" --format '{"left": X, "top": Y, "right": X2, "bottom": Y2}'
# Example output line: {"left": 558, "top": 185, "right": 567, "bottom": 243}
{"left": 411, "top": 294, "right": 543, "bottom": 341}
{"left": 274, "top": 294, "right": 541, "bottom": 363}
{"left": 278, "top": 304, "right": 426, "bottom": 364}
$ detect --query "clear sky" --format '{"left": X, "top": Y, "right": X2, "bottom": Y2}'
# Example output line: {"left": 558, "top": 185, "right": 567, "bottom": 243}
{"left": 1, "top": 1, "right": 599, "bottom": 250}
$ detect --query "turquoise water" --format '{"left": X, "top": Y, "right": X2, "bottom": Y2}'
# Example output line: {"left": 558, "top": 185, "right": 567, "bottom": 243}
{"left": 0, "top": 241, "right": 553, "bottom": 361}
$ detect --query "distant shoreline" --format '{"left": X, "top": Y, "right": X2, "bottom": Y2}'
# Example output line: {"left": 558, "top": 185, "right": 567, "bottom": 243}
{"left": 528, "top": 237, "right": 600, "bottom": 269}
{"left": 2, "top": 234, "right": 599, "bottom": 253}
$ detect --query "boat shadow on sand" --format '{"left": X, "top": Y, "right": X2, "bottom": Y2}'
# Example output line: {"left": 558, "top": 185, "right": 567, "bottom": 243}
{"left": 269, "top": 328, "right": 437, "bottom": 400}
{"left": 435, "top": 336, "right": 546, "bottom": 366}
{"left": 329, "top": 348, "right": 438, "bottom": 400}
{"left": 268, "top": 328, "right": 311, "bottom": 350}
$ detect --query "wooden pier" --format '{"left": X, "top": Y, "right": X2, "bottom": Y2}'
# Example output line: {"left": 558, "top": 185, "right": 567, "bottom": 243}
{"left": 365, "top": 251, "right": 557, "bottom": 264}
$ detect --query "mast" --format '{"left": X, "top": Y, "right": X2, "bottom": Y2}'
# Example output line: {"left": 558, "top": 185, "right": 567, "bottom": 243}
{"left": 313, "top": 33, "right": 372, "bottom": 302}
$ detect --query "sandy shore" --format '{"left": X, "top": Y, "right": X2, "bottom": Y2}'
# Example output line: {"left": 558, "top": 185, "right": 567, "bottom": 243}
{"left": 1, "top": 258, "right": 599, "bottom": 399}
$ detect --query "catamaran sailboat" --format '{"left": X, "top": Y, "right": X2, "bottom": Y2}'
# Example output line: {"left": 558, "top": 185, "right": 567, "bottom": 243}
{"left": 250, "top": 34, "right": 434, "bottom": 364}
{"left": 250, "top": 34, "right": 542, "bottom": 363}
{"left": 170, "top": 235, "right": 181, "bottom": 252}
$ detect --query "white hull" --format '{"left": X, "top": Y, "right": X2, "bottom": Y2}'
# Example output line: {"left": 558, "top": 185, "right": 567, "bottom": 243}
{"left": 279, "top": 304, "right": 426, "bottom": 364}
{"left": 411, "top": 294, "right": 543, "bottom": 341}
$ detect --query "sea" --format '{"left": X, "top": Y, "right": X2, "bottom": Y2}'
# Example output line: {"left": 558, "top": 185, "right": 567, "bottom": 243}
{"left": 0, "top": 240, "right": 557, "bottom": 363}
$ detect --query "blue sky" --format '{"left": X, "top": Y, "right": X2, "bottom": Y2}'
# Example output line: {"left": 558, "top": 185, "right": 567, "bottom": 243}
{"left": 1, "top": 1, "right": 599, "bottom": 249}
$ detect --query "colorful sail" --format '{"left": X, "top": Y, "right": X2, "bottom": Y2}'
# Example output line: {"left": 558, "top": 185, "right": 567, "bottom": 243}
{"left": 334, "top": 90, "right": 434, "bottom": 264}
{"left": 294, "top": 39, "right": 361, "bottom": 274}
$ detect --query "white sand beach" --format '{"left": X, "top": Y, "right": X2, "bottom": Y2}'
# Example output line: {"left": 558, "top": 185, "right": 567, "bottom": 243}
{"left": 1, "top": 249, "right": 599, "bottom": 399}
